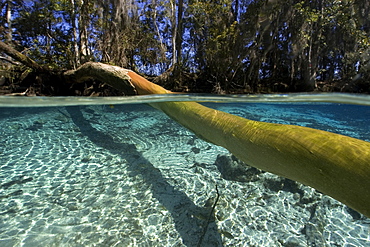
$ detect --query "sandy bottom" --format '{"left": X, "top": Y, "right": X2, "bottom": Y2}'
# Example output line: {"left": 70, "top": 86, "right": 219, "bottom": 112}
{"left": 0, "top": 102, "right": 369, "bottom": 246}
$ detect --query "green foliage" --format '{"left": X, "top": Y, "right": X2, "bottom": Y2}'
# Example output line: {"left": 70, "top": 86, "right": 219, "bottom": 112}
{"left": 1, "top": 0, "right": 370, "bottom": 93}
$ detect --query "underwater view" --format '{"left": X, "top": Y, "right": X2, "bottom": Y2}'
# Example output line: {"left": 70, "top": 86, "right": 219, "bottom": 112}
{"left": 0, "top": 94, "right": 369, "bottom": 246}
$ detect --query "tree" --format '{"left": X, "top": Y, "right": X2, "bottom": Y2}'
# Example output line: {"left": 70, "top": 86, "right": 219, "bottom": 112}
{"left": 186, "top": 0, "right": 249, "bottom": 93}
{"left": 5, "top": 0, "right": 12, "bottom": 43}
{"left": 1, "top": 0, "right": 370, "bottom": 93}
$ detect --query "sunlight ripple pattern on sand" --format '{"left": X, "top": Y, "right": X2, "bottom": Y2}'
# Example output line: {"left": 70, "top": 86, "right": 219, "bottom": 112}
{"left": 0, "top": 100, "right": 369, "bottom": 246}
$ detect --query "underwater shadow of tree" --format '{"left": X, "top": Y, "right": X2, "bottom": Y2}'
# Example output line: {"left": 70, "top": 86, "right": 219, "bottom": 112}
{"left": 65, "top": 106, "right": 223, "bottom": 247}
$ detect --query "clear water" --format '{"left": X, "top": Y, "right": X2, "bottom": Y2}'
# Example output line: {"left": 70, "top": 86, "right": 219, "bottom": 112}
{"left": 0, "top": 93, "right": 369, "bottom": 246}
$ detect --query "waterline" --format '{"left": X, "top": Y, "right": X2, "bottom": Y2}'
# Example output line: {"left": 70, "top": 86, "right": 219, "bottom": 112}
{"left": 1, "top": 93, "right": 370, "bottom": 107}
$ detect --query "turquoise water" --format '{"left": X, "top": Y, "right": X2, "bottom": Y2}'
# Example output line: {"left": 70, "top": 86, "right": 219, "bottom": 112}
{"left": 0, "top": 93, "right": 369, "bottom": 246}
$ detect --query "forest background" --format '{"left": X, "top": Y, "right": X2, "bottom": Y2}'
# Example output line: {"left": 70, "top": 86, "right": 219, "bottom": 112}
{"left": 0, "top": 0, "right": 370, "bottom": 96}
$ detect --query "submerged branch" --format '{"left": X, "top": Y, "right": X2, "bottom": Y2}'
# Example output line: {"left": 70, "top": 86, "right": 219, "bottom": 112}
{"left": 197, "top": 185, "right": 220, "bottom": 246}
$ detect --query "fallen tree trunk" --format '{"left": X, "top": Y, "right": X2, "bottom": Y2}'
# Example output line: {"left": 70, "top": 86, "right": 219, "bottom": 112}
{"left": 0, "top": 48, "right": 369, "bottom": 218}
{"left": 66, "top": 62, "right": 370, "bottom": 218}
{"left": 0, "top": 42, "right": 128, "bottom": 96}
{"left": 63, "top": 62, "right": 137, "bottom": 95}
{"left": 0, "top": 40, "right": 46, "bottom": 72}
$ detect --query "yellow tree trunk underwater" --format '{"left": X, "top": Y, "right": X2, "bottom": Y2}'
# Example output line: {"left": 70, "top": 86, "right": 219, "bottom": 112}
{"left": 1, "top": 31, "right": 368, "bottom": 217}
{"left": 66, "top": 62, "right": 370, "bottom": 218}
{"left": 125, "top": 68, "right": 370, "bottom": 218}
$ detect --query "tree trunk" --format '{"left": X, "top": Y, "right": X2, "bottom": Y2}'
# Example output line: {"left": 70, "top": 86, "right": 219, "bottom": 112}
{"left": 170, "top": 0, "right": 177, "bottom": 67}
{"left": 1, "top": 45, "right": 369, "bottom": 217}
{"left": 0, "top": 41, "right": 46, "bottom": 72}
{"left": 79, "top": 0, "right": 91, "bottom": 63}
{"left": 83, "top": 62, "right": 370, "bottom": 218}
{"left": 65, "top": 62, "right": 370, "bottom": 218}
{"left": 153, "top": 0, "right": 167, "bottom": 60}
{"left": 176, "top": 0, "right": 183, "bottom": 65}
{"left": 63, "top": 62, "right": 137, "bottom": 95}
{"left": 5, "top": 0, "right": 12, "bottom": 43}
{"left": 70, "top": 0, "right": 80, "bottom": 68}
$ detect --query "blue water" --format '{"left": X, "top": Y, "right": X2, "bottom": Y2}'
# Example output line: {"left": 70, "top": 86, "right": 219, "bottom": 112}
{"left": 0, "top": 95, "right": 369, "bottom": 246}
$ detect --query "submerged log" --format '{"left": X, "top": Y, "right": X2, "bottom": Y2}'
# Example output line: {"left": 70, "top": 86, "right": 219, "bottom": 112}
{"left": 70, "top": 63, "right": 369, "bottom": 218}
{"left": 0, "top": 49, "right": 369, "bottom": 218}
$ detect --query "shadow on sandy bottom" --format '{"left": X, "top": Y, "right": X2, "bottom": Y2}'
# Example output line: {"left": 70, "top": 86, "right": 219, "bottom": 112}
{"left": 66, "top": 106, "right": 223, "bottom": 246}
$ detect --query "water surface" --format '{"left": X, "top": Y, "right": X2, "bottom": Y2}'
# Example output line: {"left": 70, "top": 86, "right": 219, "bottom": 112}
{"left": 0, "top": 93, "right": 369, "bottom": 246}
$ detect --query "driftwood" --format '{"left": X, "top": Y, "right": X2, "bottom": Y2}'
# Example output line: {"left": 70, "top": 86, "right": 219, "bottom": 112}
{"left": 0, "top": 41, "right": 369, "bottom": 217}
